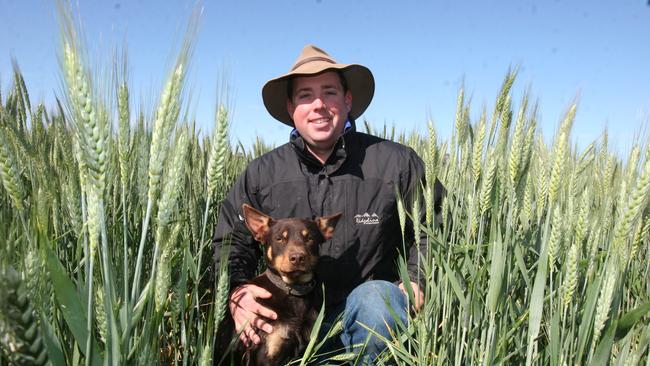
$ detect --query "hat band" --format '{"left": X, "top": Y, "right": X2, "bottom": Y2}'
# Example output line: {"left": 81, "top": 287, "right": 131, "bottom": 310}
{"left": 290, "top": 56, "right": 336, "bottom": 71}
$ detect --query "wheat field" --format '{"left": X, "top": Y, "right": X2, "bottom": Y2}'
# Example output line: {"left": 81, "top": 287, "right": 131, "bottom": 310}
{"left": 0, "top": 5, "right": 649, "bottom": 366}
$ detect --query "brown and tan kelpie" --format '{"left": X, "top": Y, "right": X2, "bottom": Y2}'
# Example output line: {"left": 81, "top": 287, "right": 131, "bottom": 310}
{"left": 229, "top": 204, "right": 342, "bottom": 366}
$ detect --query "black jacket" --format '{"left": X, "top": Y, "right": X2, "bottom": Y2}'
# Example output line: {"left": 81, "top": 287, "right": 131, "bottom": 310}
{"left": 213, "top": 127, "right": 444, "bottom": 307}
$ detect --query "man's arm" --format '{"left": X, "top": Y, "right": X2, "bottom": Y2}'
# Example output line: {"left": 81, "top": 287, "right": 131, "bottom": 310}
{"left": 212, "top": 169, "right": 261, "bottom": 289}
{"left": 212, "top": 168, "right": 277, "bottom": 345}
{"left": 399, "top": 151, "right": 446, "bottom": 310}
{"left": 398, "top": 151, "right": 427, "bottom": 287}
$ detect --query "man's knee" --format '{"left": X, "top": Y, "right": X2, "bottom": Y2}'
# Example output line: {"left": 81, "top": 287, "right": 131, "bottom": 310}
{"left": 344, "top": 280, "right": 407, "bottom": 331}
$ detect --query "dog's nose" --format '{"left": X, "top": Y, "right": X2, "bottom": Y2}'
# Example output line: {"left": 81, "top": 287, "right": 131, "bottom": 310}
{"left": 289, "top": 252, "right": 305, "bottom": 264}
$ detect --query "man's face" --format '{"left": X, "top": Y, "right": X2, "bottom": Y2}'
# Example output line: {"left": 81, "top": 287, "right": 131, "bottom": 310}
{"left": 287, "top": 71, "right": 352, "bottom": 152}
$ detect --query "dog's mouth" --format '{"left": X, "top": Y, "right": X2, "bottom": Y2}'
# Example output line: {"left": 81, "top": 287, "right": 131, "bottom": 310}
{"left": 279, "top": 270, "right": 314, "bottom": 285}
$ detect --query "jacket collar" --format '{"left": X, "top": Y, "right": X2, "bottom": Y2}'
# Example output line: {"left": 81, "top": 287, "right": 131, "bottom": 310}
{"left": 264, "top": 268, "right": 316, "bottom": 296}
{"left": 290, "top": 120, "right": 354, "bottom": 173}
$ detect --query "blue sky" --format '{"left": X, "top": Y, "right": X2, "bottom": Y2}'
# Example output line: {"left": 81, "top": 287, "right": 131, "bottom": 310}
{"left": 1, "top": 0, "right": 649, "bottom": 154}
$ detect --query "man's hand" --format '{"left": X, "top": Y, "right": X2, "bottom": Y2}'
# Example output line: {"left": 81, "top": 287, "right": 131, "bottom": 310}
{"left": 229, "top": 284, "right": 277, "bottom": 346}
{"left": 398, "top": 281, "right": 425, "bottom": 312}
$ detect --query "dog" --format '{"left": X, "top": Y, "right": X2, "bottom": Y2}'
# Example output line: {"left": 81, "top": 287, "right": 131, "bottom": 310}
{"left": 233, "top": 204, "right": 342, "bottom": 366}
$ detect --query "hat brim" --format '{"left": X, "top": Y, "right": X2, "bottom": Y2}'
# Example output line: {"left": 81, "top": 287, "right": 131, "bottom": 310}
{"left": 262, "top": 63, "right": 375, "bottom": 126}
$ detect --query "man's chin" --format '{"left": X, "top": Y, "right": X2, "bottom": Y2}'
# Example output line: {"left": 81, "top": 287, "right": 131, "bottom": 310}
{"left": 306, "top": 131, "right": 335, "bottom": 141}
{"left": 306, "top": 135, "right": 339, "bottom": 148}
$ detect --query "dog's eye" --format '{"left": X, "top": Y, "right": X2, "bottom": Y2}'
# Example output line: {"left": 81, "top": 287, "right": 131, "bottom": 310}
{"left": 275, "top": 236, "right": 284, "bottom": 243}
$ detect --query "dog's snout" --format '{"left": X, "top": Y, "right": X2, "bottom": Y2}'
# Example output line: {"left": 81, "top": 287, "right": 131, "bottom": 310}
{"left": 289, "top": 252, "right": 305, "bottom": 264}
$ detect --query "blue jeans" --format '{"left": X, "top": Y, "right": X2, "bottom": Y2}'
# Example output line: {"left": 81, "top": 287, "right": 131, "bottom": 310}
{"left": 321, "top": 280, "right": 408, "bottom": 365}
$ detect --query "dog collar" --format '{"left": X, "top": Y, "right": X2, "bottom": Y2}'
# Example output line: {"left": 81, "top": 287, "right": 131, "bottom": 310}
{"left": 265, "top": 269, "right": 316, "bottom": 297}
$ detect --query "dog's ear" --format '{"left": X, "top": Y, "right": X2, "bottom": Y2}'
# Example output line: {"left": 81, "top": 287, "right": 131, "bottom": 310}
{"left": 315, "top": 213, "right": 342, "bottom": 241}
{"left": 242, "top": 204, "right": 273, "bottom": 243}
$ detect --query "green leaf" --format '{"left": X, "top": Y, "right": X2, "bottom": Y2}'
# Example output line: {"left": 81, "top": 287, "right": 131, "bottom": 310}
{"left": 513, "top": 243, "right": 531, "bottom": 289}
{"left": 185, "top": 246, "right": 198, "bottom": 281}
{"left": 629, "top": 325, "right": 650, "bottom": 363}
{"left": 39, "top": 314, "right": 64, "bottom": 366}
{"left": 131, "top": 280, "right": 151, "bottom": 326}
{"left": 441, "top": 258, "right": 467, "bottom": 308}
{"left": 300, "top": 285, "right": 326, "bottom": 366}
{"left": 576, "top": 274, "right": 603, "bottom": 361}
{"left": 591, "top": 319, "right": 617, "bottom": 366}
{"left": 46, "top": 248, "right": 102, "bottom": 365}
{"left": 486, "top": 228, "right": 505, "bottom": 313}
{"left": 549, "top": 307, "right": 560, "bottom": 366}
{"left": 397, "top": 257, "right": 415, "bottom": 306}
{"left": 615, "top": 300, "right": 650, "bottom": 340}
{"left": 525, "top": 235, "right": 548, "bottom": 365}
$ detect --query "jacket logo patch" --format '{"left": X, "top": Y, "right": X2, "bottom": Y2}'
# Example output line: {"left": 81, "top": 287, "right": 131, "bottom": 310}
{"left": 354, "top": 213, "right": 380, "bottom": 225}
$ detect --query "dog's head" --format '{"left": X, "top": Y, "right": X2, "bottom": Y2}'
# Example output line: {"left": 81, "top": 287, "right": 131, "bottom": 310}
{"left": 242, "top": 204, "right": 341, "bottom": 285}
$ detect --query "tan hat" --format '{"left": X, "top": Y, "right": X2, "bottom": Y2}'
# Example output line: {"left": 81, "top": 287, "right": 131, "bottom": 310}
{"left": 262, "top": 45, "right": 375, "bottom": 126}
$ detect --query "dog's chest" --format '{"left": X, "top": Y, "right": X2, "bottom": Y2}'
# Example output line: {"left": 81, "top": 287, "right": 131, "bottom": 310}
{"left": 257, "top": 291, "right": 319, "bottom": 362}
{"left": 250, "top": 309, "right": 317, "bottom": 365}
{"left": 263, "top": 322, "right": 295, "bottom": 359}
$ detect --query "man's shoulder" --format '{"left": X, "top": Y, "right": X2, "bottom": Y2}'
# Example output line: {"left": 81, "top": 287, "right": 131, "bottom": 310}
{"left": 247, "top": 142, "right": 295, "bottom": 169}
{"left": 349, "top": 131, "right": 422, "bottom": 161}
{"left": 240, "top": 143, "right": 304, "bottom": 187}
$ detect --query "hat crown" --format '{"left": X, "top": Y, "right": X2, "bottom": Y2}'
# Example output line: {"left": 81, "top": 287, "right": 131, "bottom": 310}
{"left": 290, "top": 45, "right": 337, "bottom": 72}
{"left": 262, "top": 44, "right": 375, "bottom": 126}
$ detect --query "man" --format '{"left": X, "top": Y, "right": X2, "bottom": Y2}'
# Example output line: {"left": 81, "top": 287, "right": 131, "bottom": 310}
{"left": 213, "top": 45, "right": 444, "bottom": 364}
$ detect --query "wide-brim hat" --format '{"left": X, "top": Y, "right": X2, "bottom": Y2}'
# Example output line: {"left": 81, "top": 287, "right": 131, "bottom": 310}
{"left": 262, "top": 44, "right": 375, "bottom": 126}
